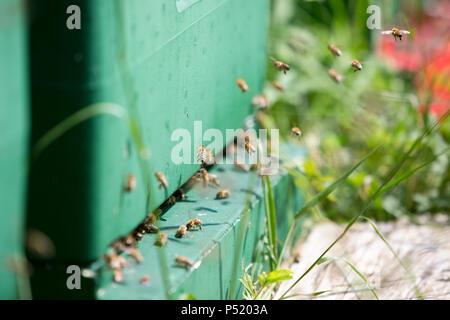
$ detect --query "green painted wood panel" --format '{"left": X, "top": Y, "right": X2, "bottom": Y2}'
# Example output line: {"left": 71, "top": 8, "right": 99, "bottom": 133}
{"left": 28, "top": 146, "right": 306, "bottom": 299}
{"left": 0, "top": 0, "right": 29, "bottom": 299}
{"left": 27, "top": 0, "right": 270, "bottom": 263}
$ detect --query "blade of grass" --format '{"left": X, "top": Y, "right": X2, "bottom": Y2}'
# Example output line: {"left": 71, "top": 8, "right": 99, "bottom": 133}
{"left": 294, "top": 145, "right": 382, "bottom": 220}
{"left": 229, "top": 174, "right": 258, "bottom": 299}
{"left": 31, "top": 103, "right": 128, "bottom": 162}
{"left": 262, "top": 176, "right": 278, "bottom": 270}
{"left": 280, "top": 114, "right": 447, "bottom": 299}
{"left": 360, "top": 217, "right": 423, "bottom": 299}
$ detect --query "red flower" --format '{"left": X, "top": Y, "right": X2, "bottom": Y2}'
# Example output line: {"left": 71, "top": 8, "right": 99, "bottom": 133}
{"left": 377, "top": 1, "right": 450, "bottom": 120}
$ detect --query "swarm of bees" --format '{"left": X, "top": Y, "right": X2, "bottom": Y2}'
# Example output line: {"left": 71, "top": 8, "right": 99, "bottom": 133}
{"left": 124, "top": 174, "right": 137, "bottom": 192}
{"left": 216, "top": 189, "right": 230, "bottom": 200}
{"left": 175, "top": 256, "right": 193, "bottom": 269}
{"left": 236, "top": 77, "right": 249, "bottom": 92}
{"left": 381, "top": 27, "right": 411, "bottom": 41}
{"left": 155, "top": 171, "right": 168, "bottom": 190}
{"left": 186, "top": 218, "right": 203, "bottom": 231}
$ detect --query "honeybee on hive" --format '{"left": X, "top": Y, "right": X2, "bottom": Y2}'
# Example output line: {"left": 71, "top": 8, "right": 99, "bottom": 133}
{"left": 186, "top": 218, "right": 203, "bottom": 231}
{"left": 216, "top": 189, "right": 230, "bottom": 200}
{"left": 175, "top": 225, "right": 187, "bottom": 238}
{"left": 175, "top": 256, "right": 193, "bottom": 269}
{"left": 154, "top": 232, "right": 168, "bottom": 247}
{"left": 124, "top": 174, "right": 137, "bottom": 192}
{"left": 236, "top": 78, "right": 249, "bottom": 92}
{"left": 155, "top": 171, "right": 168, "bottom": 190}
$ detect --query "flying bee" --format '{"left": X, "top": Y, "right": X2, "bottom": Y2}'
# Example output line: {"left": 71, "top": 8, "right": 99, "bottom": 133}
{"left": 196, "top": 146, "right": 214, "bottom": 166}
{"left": 234, "top": 162, "right": 250, "bottom": 172}
{"left": 194, "top": 168, "right": 220, "bottom": 188}
{"left": 252, "top": 95, "right": 269, "bottom": 110}
{"left": 216, "top": 189, "right": 230, "bottom": 200}
{"left": 105, "top": 253, "right": 129, "bottom": 270}
{"left": 154, "top": 232, "right": 168, "bottom": 247}
{"left": 328, "top": 69, "right": 343, "bottom": 83}
{"left": 175, "top": 256, "right": 193, "bottom": 269}
{"left": 124, "top": 174, "right": 137, "bottom": 192}
{"left": 290, "top": 127, "right": 302, "bottom": 138}
{"left": 381, "top": 27, "right": 411, "bottom": 41}
{"left": 236, "top": 78, "right": 249, "bottom": 92}
{"left": 351, "top": 59, "right": 363, "bottom": 72}
{"left": 244, "top": 136, "right": 256, "bottom": 154}
{"left": 186, "top": 218, "right": 203, "bottom": 231}
{"left": 270, "top": 57, "right": 290, "bottom": 74}
{"left": 140, "top": 275, "right": 150, "bottom": 285}
{"left": 328, "top": 44, "right": 342, "bottom": 57}
{"left": 271, "top": 81, "right": 284, "bottom": 92}
{"left": 155, "top": 171, "right": 168, "bottom": 190}
{"left": 113, "top": 269, "right": 124, "bottom": 283}
{"left": 124, "top": 247, "right": 143, "bottom": 264}
{"left": 175, "top": 225, "right": 187, "bottom": 238}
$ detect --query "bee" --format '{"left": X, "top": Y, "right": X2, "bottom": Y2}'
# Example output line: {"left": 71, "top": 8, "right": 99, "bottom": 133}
{"left": 166, "top": 195, "right": 177, "bottom": 205}
{"left": 124, "top": 234, "right": 136, "bottom": 247}
{"left": 155, "top": 171, "right": 168, "bottom": 190}
{"left": 175, "top": 256, "right": 193, "bottom": 269}
{"left": 351, "top": 59, "right": 363, "bottom": 72}
{"left": 133, "top": 230, "right": 144, "bottom": 242}
{"left": 154, "top": 232, "right": 168, "bottom": 247}
{"left": 234, "top": 162, "right": 250, "bottom": 172}
{"left": 186, "top": 218, "right": 203, "bottom": 231}
{"left": 197, "top": 145, "right": 215, "bottom": 165}
{"left": 328, "top": 44, "right": 342, "bottom": 57}
{"left": 271, "top": 81, "right": 284, "bottom": 92}
{"left": 140, "top": 275, "right": 150, "bottom": 285}
{"left": 290, "top": 127, "right": 302, "bottom": 138}
{"left": 142, "top": 223, "right": 159, "bottom": 234}
{"left": 113, "top": 269, "right": 124, "bottom": 283}
{"left": 175, "top": 188, "right": 186, "bottom": 200}
{"left": 244, "top": 136, "right": 256, "bottom": 154}
{"left": 252, "top": 95, "right": 269, "bottom": 110}
{"left": 105, "top": 253, "right": 129, "bottom": 270}
{"left": 270, "top": 57, "right": 290, "bottom": 74}
{"left": 381, "top": 27, "right": 410, "bottom": 41}
{"left": 236, "top": 78, "right": 249, "bottom": 92}
{"left": 175, "top": 225, "right": 187, "bottom": 238}
{"left": 216, "top": 189, "right": 230, "bottom": 200}
{"left": 124, "top": 174, "right": 137, "bottom": 192}
{"left": 328, "top": 69, "right": 343, "bottom": 83}
{"left": 124, "top": 247, "right": 143, "bottom": 264}
{"left": 195, "top": 168, "right": 220, "bottom": 188}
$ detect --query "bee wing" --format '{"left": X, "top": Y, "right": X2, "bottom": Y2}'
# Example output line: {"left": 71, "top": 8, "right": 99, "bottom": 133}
{"left": 381, "top": 30, "right": 393, "bottom": 35}
{"left": 268, "top": 56, "right": 277, "bottom": 62}
{"left": 400, "top": 30, "right": 410, "bottom": 34}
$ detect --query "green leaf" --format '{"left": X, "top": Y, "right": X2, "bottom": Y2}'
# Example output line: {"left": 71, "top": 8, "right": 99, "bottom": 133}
{"left": 177, "top": 293, "right": 196, "bottom": 300}
{"left": 260, "top": 269, "right": 293, "bottom": 288}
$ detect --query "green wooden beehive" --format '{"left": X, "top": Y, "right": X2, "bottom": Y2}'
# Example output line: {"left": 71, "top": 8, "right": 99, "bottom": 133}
{"left": 27, "top": 0, "right": 270, "bottom": 266}
{"left": 0, "top": 0, "right": 29, "bottom": 299}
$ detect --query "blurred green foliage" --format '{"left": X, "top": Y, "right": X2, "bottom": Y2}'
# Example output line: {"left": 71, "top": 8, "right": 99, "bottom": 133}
{"left": 263, "top": 0, "right": 449, "bottom": 221}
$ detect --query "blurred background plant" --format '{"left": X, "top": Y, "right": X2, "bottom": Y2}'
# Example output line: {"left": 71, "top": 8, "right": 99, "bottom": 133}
{"left": 261, "top": 0, "right": 449, "bottom": 222}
